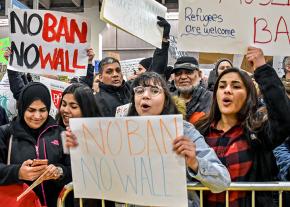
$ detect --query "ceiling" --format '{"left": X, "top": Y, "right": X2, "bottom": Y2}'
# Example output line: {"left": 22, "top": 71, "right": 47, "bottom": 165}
{"left": 0, "top": 0, "right": 178, "bottom": 14}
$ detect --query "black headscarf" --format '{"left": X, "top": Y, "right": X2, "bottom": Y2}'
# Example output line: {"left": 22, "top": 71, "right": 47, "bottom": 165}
{"left": 17, "top": 82, "right": 51, "bottom": 137}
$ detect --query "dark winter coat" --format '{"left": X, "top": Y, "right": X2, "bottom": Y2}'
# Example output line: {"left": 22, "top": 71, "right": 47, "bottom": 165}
{"left": 95, "top": 81, "right": 131, "bottom": 117}
{"left": 0, "top": 117, "right": 71, "bottom": 207}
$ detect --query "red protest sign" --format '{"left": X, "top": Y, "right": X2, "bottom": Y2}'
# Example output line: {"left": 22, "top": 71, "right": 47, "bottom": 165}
{"left": 51, "top": 89, "right": 62, "bottom": 108}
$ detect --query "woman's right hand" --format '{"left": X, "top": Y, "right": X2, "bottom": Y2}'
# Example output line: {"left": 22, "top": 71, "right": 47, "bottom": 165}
{"left": 18, "top": 160, "right": 47, "bottom": 181}
{"left": 65, "top": 127, "right": 78, "bottom": 148}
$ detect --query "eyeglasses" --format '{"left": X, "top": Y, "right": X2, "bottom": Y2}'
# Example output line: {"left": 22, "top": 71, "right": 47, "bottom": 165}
{"left": 133, "top": 86, "right": 163, "bottom": 97}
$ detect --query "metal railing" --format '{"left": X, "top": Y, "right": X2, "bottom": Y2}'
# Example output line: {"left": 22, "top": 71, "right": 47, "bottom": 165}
{"left": 57, "top": 182, "right": 290, "bottom": 207}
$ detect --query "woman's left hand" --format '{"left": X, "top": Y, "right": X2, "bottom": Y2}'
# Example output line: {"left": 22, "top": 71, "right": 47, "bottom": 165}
{"left": 42, "top": 164, "right": 62, "bottom": 181}
{"left": 173, "top": 136, "right": 199, "bottom": 172}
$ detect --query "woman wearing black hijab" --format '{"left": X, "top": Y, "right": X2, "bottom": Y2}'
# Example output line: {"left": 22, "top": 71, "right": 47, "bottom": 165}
{"left": 0, "top": 82, "right": 71, "bottom": 207}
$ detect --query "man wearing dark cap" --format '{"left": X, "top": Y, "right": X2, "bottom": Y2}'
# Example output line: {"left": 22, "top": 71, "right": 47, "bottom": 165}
{"left": 172, "top": 56, "right": 212, "bottom": 124}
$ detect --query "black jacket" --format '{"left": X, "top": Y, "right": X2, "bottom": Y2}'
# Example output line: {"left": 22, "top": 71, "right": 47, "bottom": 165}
{"left": 207, "top": 69, "right": 218, "bottom": 91}
{"left": 0, "top": 117, "right": 71, "bottom": 207}
{"left": 0, "top": 106, "right": 8, "bottom": 126}
{"left": 148, "top": 41, "right": 169, "bottom": 76}
{"left": 244, "top": 64, "right": 290, "bottom": 207}
{"left": 95, "top": 81, "right": 131, "bottom": 117}
{"left": 186, "top": 86, "right": 212, "bottom": 121}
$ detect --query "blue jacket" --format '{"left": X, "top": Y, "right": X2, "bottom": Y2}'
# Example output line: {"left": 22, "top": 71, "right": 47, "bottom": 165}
{"left": 273, "top": 139, "right": 290, "bottom": 181}
{"left": 183, "top": 121, "right": 230, "bottom": 193}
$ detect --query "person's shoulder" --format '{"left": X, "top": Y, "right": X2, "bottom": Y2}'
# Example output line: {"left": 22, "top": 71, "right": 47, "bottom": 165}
{"left": 0, "top": 123, "right": 12, "bottom": 141}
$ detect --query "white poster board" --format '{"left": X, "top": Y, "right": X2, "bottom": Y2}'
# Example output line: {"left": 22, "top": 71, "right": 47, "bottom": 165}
{"left": 120, "top": 58, "right": 144, "bottom": 80}
{"left": 101, "top": 0, "right": 167, "bottom": 48}
{"left": 0, "top": 83, "right": 17, "bottom": 120}
{"left": 8, "top": 9, "right": 90, "bottom": 76}
{"left": 178, "top": 0, "right": 290, "bottom": 56}
{"left": 40, "top": 76, "right": 70, "bottom": 118}
{"left": 69, "top": 115, "right": 187, "bottom": 207}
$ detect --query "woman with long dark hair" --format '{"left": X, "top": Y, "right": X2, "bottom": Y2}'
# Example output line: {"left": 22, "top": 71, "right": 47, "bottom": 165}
{"left": 195, "top": 47, "right": 290, "bottom": 207}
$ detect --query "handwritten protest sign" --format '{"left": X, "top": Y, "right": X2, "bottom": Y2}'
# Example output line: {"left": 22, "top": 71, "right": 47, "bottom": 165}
{"left": 8, "top": 9, "right": 90, "bottom": 76}
{"left": 0, "top": 37, "right": 10, "bottom": 64}
{"left": 0, "top": 83, "right": 17, "bottom": 120}
{"left": 70, "top": 115, "right": 187, "bottom": 207}
{"left": 178, "top": 0, "right": 290, "bottom": 56}
{"left": 40, "top": 76, "right": 70, "bottom": 118}
{"left": 120, "top": 58, "right": 144, "bottom": 80}
{"left": 101, "top": 0, "right": 167, "bottom": 48}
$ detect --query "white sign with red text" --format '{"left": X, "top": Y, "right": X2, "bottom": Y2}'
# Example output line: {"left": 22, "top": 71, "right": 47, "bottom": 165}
{"left": 8, "top": 9, "right": 90, "bottom": 76}
{"left": 178, "top": 0, "right": 290, "bottom": 56}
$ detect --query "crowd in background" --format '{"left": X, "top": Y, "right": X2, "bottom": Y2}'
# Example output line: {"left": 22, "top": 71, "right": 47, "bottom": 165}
{"left": 0, "top": 16, "right": 290, "bottom": 207}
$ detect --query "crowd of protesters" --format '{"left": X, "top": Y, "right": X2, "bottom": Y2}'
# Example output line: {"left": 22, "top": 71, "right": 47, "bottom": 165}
{"left": 0, "top": 15, "right": 290, "bottom": 207}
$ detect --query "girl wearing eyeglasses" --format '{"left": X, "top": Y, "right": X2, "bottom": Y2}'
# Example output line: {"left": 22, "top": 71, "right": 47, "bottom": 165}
{"left": 127, "top": 72, "right": 230, "bottom": 205}
{"left": 66, "top": 72, "right": 231, "bottom": 206}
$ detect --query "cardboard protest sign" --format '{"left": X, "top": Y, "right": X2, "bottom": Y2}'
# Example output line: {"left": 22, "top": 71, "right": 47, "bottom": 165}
{"left": 120, "top": 58, "right": 144, "bottom": 80}
{"left": 115, "top": 103, "right": 132, "bottom": 117}
{"left": 40, "top": 76, "right": 70, "bottom": 118}
{"left": 69, "top": 115, "right": 187, "bottom": 207}
{"left": 0, "top": 37, "right": 10, "bottom": 64}
{"left": 178, "top": 0, "right": 290, "bottom": 56}
{"left": 8, "top": 9, "right": 90, "bottom": 76}
{"left": 101, "top": 0, "right": 167, "bottom": 48}
{"left": 0, "top": 83, "right": 17, "bottom": 120}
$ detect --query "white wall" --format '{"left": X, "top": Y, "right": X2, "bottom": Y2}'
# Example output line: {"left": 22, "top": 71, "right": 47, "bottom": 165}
{"left": 77, "top": 0, "right": 106, "bottom": 60}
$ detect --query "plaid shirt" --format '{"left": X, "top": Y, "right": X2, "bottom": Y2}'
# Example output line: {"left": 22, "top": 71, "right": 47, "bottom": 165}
{"left": 204, "top": 123, "right": 253, "bottom": 207}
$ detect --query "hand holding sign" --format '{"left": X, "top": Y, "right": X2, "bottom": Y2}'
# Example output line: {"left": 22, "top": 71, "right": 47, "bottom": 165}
{"left": 173, "top": 135, "right": 198, "bottom": 172}
{"left": 87, "top": 48, "right": 95, "bottom": 64}
{"left": 157, "top": 16, "right": 170, "bottom": 40}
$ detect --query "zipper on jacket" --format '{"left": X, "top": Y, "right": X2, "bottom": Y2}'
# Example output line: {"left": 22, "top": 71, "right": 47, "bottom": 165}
{"left": 36, "top": 124, "right": 58, "bottom": 207}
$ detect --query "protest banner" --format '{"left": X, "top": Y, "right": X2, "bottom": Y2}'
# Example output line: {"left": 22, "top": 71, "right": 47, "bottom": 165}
{"left": 0, "top": 37, "right": 10, "bottom": 64}
{"left": 120, "top": 58, "right": 144, "bottom": 80}
{"left": 69, "top": 115, "right": 187, "bottom": 207}
{"left": 101, "top": 0, "right": 167, "bottom": 48}
{"left": 178, "top": 0, "right": 290, "bottom": 56}
{"left": 8, "top": 9, "right": 90, "bottom": 76}
{"left": 0, "top": 83, "right": 17, "bottom": 120}
{"left": 40, "top": 76, "right": 70, "bottom": 118}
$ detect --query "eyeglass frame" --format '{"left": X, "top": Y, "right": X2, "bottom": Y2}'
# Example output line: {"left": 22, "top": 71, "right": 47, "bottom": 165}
{"left": 133, "top": 85, "right": 164, "bottom": 97}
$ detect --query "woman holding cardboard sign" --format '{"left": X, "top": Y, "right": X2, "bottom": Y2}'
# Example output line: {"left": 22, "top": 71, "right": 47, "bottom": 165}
{"left": 0, "top": 82, "right": 71, "bottom": 207}
{"left": 66, "top": 72, "right": 231, "bottom": 206}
